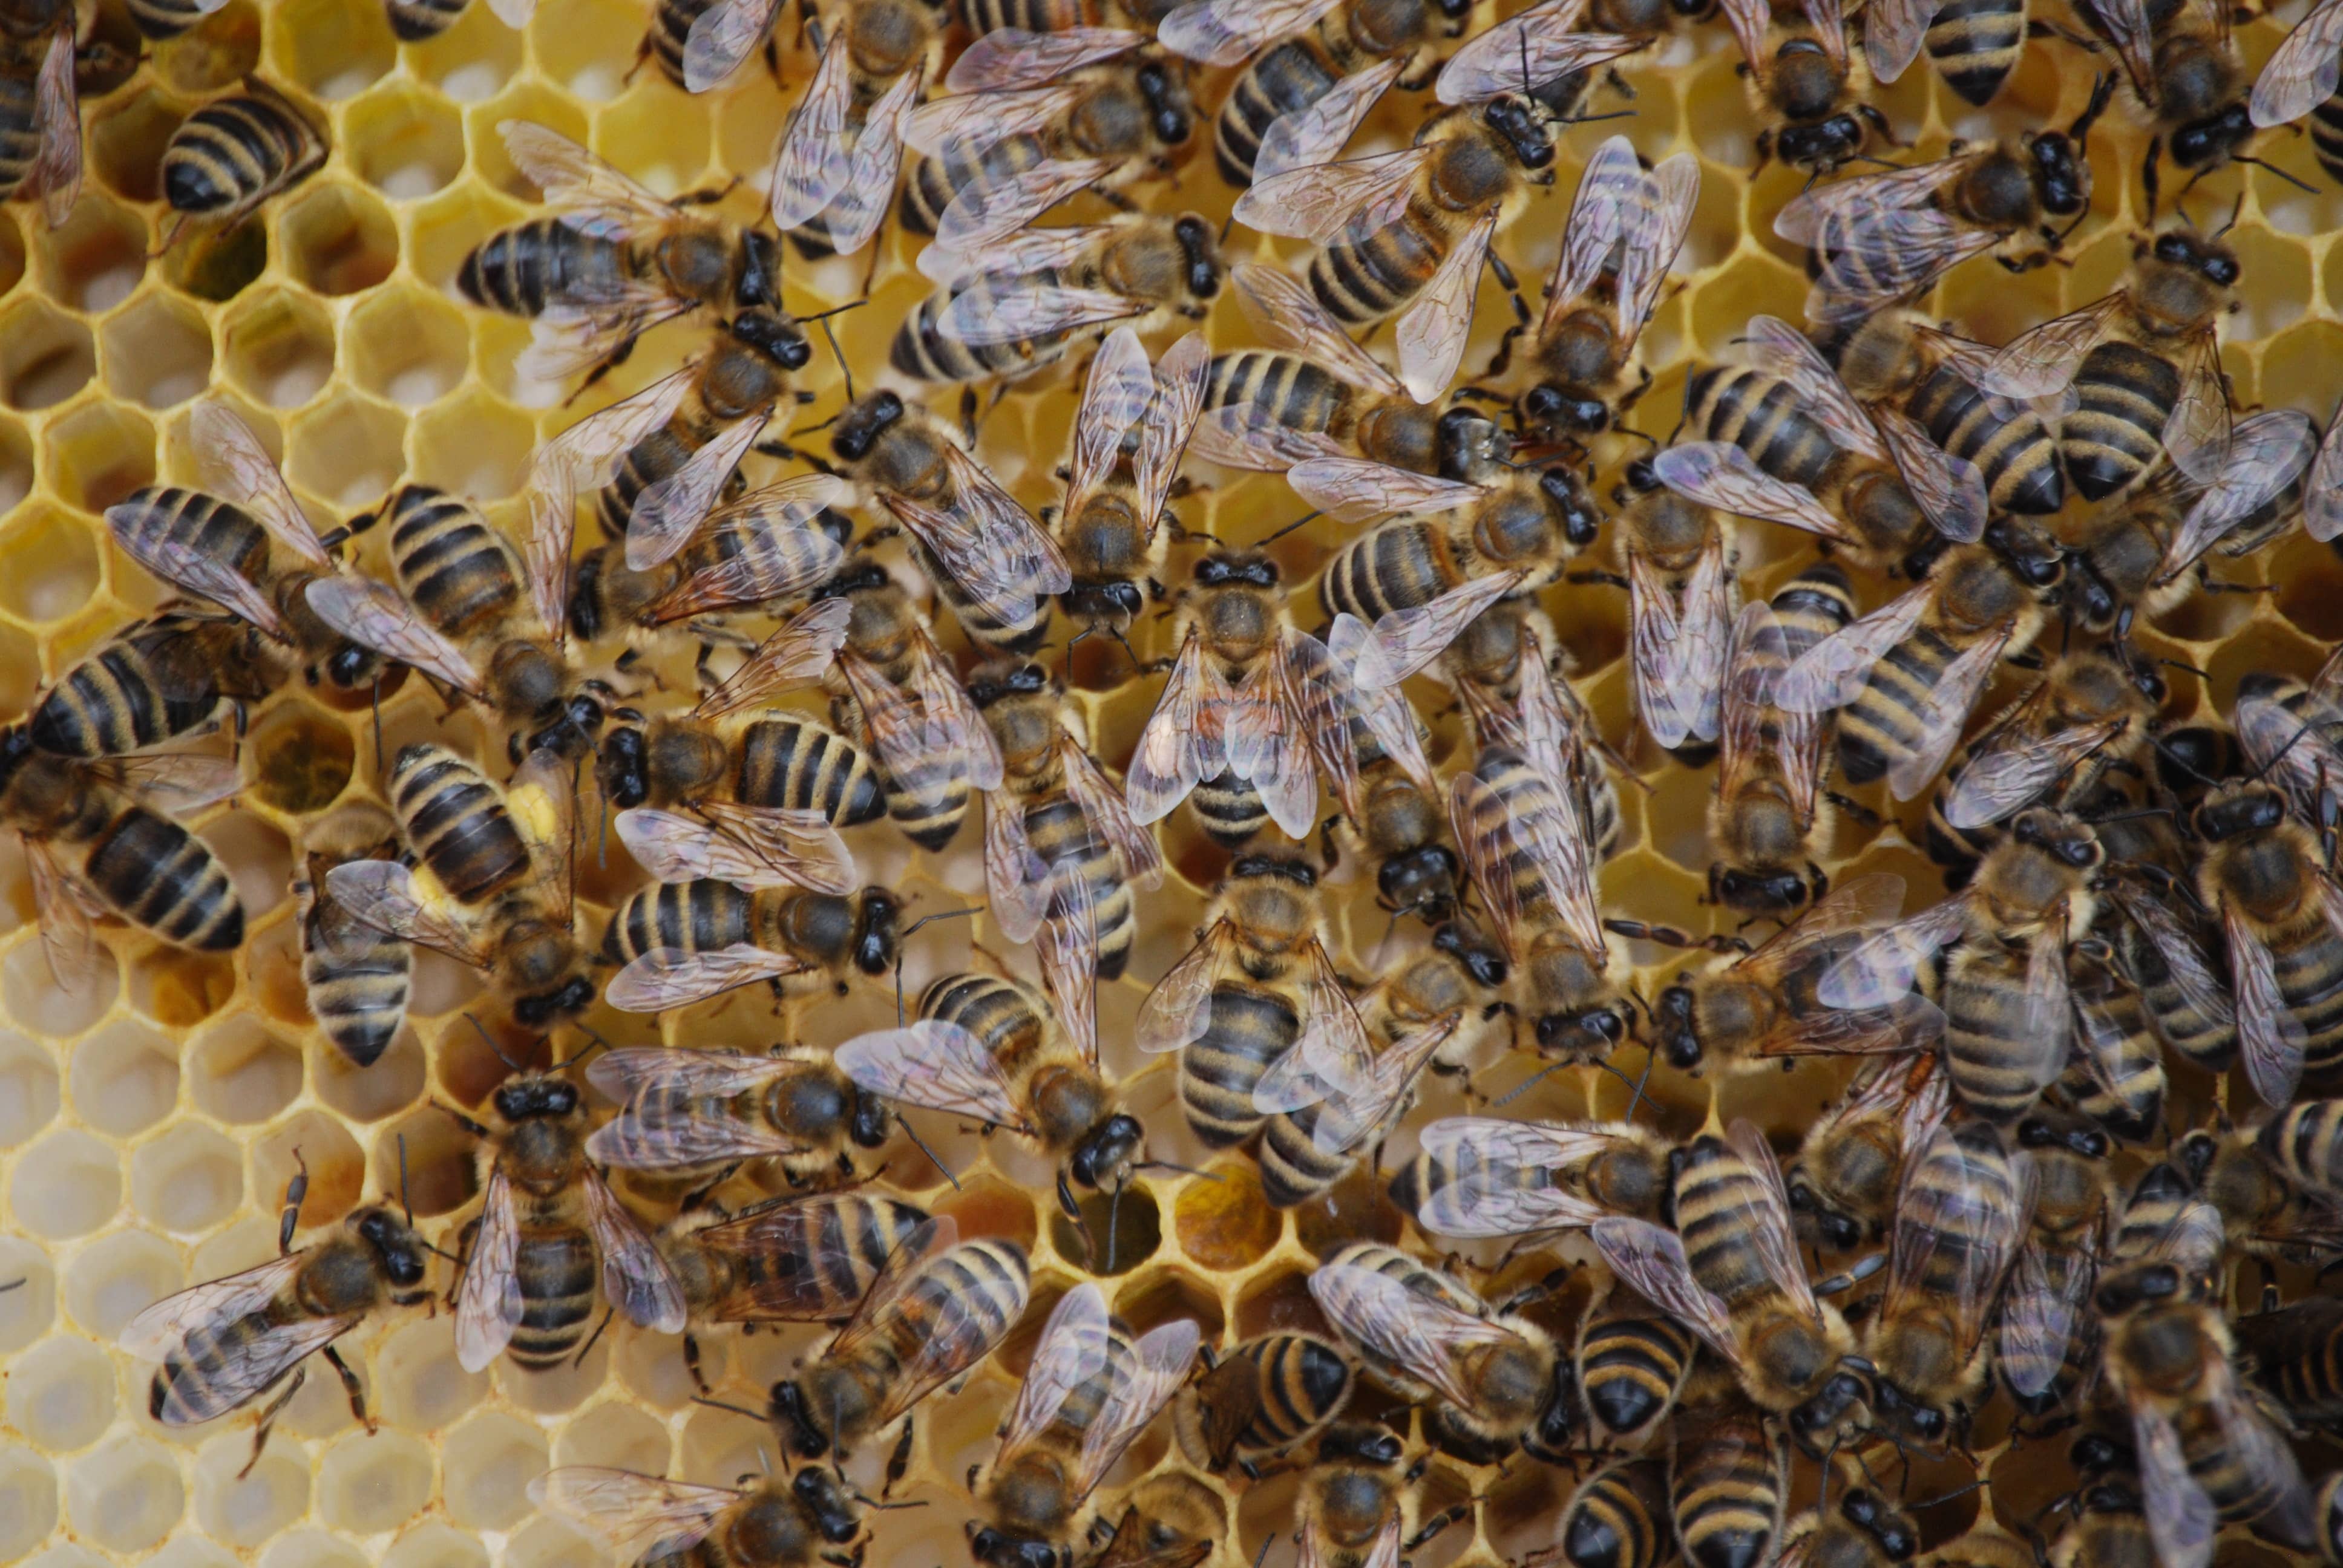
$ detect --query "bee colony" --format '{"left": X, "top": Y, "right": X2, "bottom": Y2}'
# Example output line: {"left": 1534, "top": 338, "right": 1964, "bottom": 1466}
{"left": 16, "top": 0, "right": 2343, "bottom": 1564}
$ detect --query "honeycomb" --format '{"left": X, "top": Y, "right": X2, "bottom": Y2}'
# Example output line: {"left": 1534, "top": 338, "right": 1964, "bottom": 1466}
{"left": 6, "top": 0, "right": 2343, "bottom": 1565}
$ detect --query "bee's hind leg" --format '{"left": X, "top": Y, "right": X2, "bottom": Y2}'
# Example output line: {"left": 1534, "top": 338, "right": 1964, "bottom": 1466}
{"left": 323, "top": 1343, "right": 373, "bottom": 1434}
{"left": 238, "top": 1366, "right": 306, "bottom": 1480}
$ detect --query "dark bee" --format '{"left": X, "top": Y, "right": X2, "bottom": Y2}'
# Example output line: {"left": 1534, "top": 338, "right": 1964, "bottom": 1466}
{"left": 292, "top": 803, "right": 413, "bottom": 1070}
{"left": 602, "top": 881, "right": 904, "bottom": 1013}
{"left": 159, "top": 80, "right": 326, "bottom": 242}
{"left": 2192, "top": 780, "right": 2343, "bottom": 1107}
{"left": 1573, "top": 1279, "right": 1702, "bottom": 1453}
{"left": 1713, "top": 0, "right": 1886, "bottom": 174}
{"left": 533, "top": 1465, "right": 874, "bottom": 1568}
{"left": 768, "top": 0, "right": 943, "bottom": 260}
{"left": 28, "top": 608, "right": 268, "bottom": 760}
{"left": 2234, "top": 1295, "right": 2343, "bottom": 1438}
{"left": 1997, "top": 1111, "right": 2111, "bottom": 1422}
{"left": 2259, "top": 1097, "right": 2343, "bottom": 1202}
{"left": 1786, "top": 1053, "right": 1949, "bottom": 1253}
{"left": 1557, "top": 1459, "right": 1671, "bottom": 1568}
{"left": 1398, "top": 1117, "right": 1673, "bottom": 1239}
{"left": 2080, "top": 0, "right": 2254, "bottom": 208}
{"left": 1173, "top": 1333, "right": 1356, "bottom": 1474}
{"left": 586, "top": 1050, "right": 897, "bottom": 1187}
{"left": 2178, "top": 1120, "right": 2343, "bottom": 1267}
{"left": 1670, "top": 1405, "right": 1789, "bottom": 1568}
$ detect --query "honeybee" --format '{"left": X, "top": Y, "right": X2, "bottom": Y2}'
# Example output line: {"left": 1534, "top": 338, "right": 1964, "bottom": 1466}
{"left": 1257, "top": 1001, "right": 1461, "bottom": 1209}
{"left": 329, "top": 745, "right": 595, "bottom": 1036}
{"left": 1081, "top": 1470, "right": 1225, "bottom": 1568}
{"left": 811, "top": 556, "right": 1006, "bottom": 851}
{"left": 293, "top": 803, "right": 413, "bottom": 1070}
{"left": 1998, "top": 1110, "right": 2111, "bottom": 1422}
{"left": 969, "top": 1283, "right": 1201, "bottom": 1568}
{"left": 2233, "top": 661, "right": 2343, "bottom": 854}
{"left": 28, "top": 607, "right": 268, "bottom": 760}
{"left": 0, "top": 0, "right": 78, "bottom": 228}
{"left": 764, "top": 0, "right": 939, "bottom": 257}
{"left": 1670, "top": 1405, "right": 1790, "bottom": 1568}
{"left": 583, "top": 1047, "right": 895, "bottom": 1184}
{"left": 1233, "top": 94, "right": 1555, "bottom": 401}
{"left": 1488, "top": 134, "right": 1699, "bottom": 453}
{"left": 601, "top": 881, "right": 904, "bottom": 1013}
{"left": 2190, "top": 779, "right": 2343, "bottom": 1108}
{"left": 1571, "top": 1278, "right": 1703, "bottom": 1452}
{"left": 1771, "top": 1484, "right": 1922, "bottom": 1568}
{"left": 1861, "top": 0, "right": 2039, "bottom": 103}
{"left": 2176, "top": 1121, "right": 2343, "bottom": 1266}
{"left": 1785, "top": 1052, "right": 1950, "bottom": 1252}
{"left": 1434, "top": 0, "right": 1680, "bottom": 116}
{"left": 1136, "top": 851, "right": 1374, "bottom": 1149}
{"left": 460, "top": 123, "right": 788, "bottom": 386}
{"left": 1311, "top": 1244, "right": 1578, "bottom": 1463}
{"left": 1191, "top": 263, "right": 1506, "bottom": 479}
{"left": 1442, "top": 613, "right": 1624, "bottom": 864}
{"left": 1853, "top": 1120, "right": 2030, "bottom": 1448}
{"left": 1648, "top": 874, "right": 1936, "bottom": 1077}
{"left": 1592, "top": 1120, "right": 1865, "bottom": 1433}
{"left": 1555, "top": 1458, "right": 1671, "bottom": 1568}
{"left": 2250, "top": 0, "right": 2343, "bottom": 194}
{"left": 1173, "top": 1332, "right": 1356, "bottom": 1475}
{"left": 654, "top": 1190, "right": 930, "bottom": 1390}
{"left": 1772, "top": 88, "right": 2109, "bottom": 320}
{"left": 107, "top": 402, "right": 383, "bottom": 696}
{"left": 2062, "top": 410, "right": 2321, "bottom": 638}
{"left": 1043, "top": 327, "right": 1209, "bottom": 656}
{"left": 1927, "top": 650, "right": 2167, "bottom": 876}
{"left": 2095, "top": 867, "right": 2236, "bottom": 1079}
{"left": 1653, "top": 376, "right": 1981, "bottom": 590}
{"left": 2062, "top": 938, "right": 2168, "bottom": 1144}
{"left": 120, "top": 1166, "right": 430, "bottom": 1471}
{"left": 158, "top": 79, "right": 324, "bottom": 243}
{"left": 1159, "top": 0, "right": 1482, "bottom": 188}
{"left": 2233, "top": 1295, "right": 2343, "bottom": 1436}
{"left": 1704, "top": 568, "right": 1858, "bottom": 918}
{"left": 1979, "top": 224, "right": 2240, "bottom": 501}
{"left": 1396, "top": 1117, "right": 1673, "bottom": 1238}
{"left": 850, "top": 973, "right": 1150, "bottom": 1241}
{"left": 443, "top": 1066, "right": 686, "bottom": 1373}
{"left": 1774, "top": 537, "right": 2061, "bottom": 800}
{"left": 2082, "top": 0, "right": 2256, "bottom": 210}
{"left": 1714, "top": 0, "right": 1885, "bottom": 174}
{"left": 530, "top": 1465, "right": 873, "bottom": 1568}
{"left": 304, "top": 479, "right": 620, "bottom": 765}
{"left": 0, "top": 728, "right": 244, "bottom": 987}
{"left": 767, "top": 1215, "right": 1030, "bottom": 1486}
{"left": 827, "top": 390, "right": 1072, "bottom": 655}
{"left": 898, "top": 36, "right": 1194, "bottom": 260}
{"left": 2258, "top": 1098, "right": 2343, "bottom": 1202}
{"left": 896, "top": 217, "right": 1221, "bottom": 388}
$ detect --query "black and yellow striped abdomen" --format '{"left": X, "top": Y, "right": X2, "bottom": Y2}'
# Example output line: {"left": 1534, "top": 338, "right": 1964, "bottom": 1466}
{"left": 603, "top": 878, "right": 756, "bottom": 964}
{"left": 507, "top": 1221, "right": 597, "bottom": 1370}
{"left": 922, "top": 972, "right": 1049, "bottom": 1073}
{"left": 127, "top": 0, "right": 214, "bottom": 38}
{"left": 736, "top": 720, "right": 888, "bottom": 825}
{"left": 85, "top": 804, "right": 243, "bottom": 950}
{"left": 1838, "top": 626, "right": 1958, "bottom": 786}
{"left": 2119, "top": 913, "right": 2237, "bottom": 1071}
{"left": 1021, "top": 797, "right": 1135, "bottom": 977}
{"left": 1309, "top": 207, "right": 1443, "bottom": 325}
{"left": 1577, "top": 1307, "right": 1696, "bottom": 1447}
{"left": 1942, "top": 946, "right": 2063, "bottom": 1122}
{"left": 161, "top": 86, "right": 324, "bottom": 221}
{"left": 2271, "top": 921, "right": 2343, "bottom": 1081}
{"left": 890, "top": 273, "right": 1089, "bottom": 384}
{"left": 1562, "top": 1463, "right": 1669, "bottom": 1568}
{"left": 2310, "top": 92, "right": 2343, "bottom": 189}
{"left": 30, "top": 613, "right": 227, "bottom": 757}
{"left": 389, "top": 745, "right": 531, "bottom": 906}
{"left": 1317, "top": 519, "right": 1455, "bottom": 626}
{"left": 2234, "top": 1297, "right": 2343, "bottom": 1433}
{"left": 899, "top": 134, "right": 1049, "bottom": 237}
{"left": 2062, "top": 340, "right": 2178, "bottom": 501}
{"left": 1260, "top": 1103, "right": 1353, "bottom": 1207}
{"left": 0, "top": 70, "right": 39, "bottom": 200}
{"left": 1670, "top": 1413, "right": 1785, "bottom": 1568}
{"left": 1671, "top": 1138, "right": 1778, "bottom": 1308}
{"left": 1224, "top": 1333, "right": 1354, "bottom": 1454}
{"left": 1216, "top": 41, "right": 1340, "bottom": 186}
{"left": 384, "top": 485, "right": 523, "bottom": 640}
{"left": 645, "top": 0, "right": 721, "bottom": 87}
{"left": 458, "top": 219, "right": 630, "bottom": 319}
{"left": 1907, "top": 360, "right": 2060, "bottom": 514}
{"left": 2059, "top": 962, "right": 2164, "bottom": 1141}
{"left": 1922, "top": 0, "right": 2025, "bottom": 106}
{"left": 1179, "top": 981, "right": 1299, "bottom": 1146}
{"left": 1206, "top": 351, "right": 1359, "bottom": 445}
{"left": 1188, "top": 769, "right": 1270, "bottom": 849}
{"left": 1685, "top": 366, "right": 1838, "bottom": 491}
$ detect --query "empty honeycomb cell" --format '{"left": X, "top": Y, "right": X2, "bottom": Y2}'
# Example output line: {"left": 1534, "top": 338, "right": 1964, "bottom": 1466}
{"left": 128, "top": 947, "right": 238, "bottom": 1028}
{"left": 203, "top": 810, "right": 293, "bottom": 924}
{"left": 35, "top": 196, "right": 147, "bottom": 313}
{"left": 496, "top": 1333, "right": 614, "bottom": 1415}
{"left": 88, "top": 90, "right": 182, "bottom": 205}
{"left": 271, "top": 0, "right": 396, "bottom": 99}
{"left": 131, "top": 1122, "right": 246, "bottom": 1233}
{"left": 372, "top": 1108, "right": 477, "bottom": 1218}
{"left": 346, "top": 286, "right": 469, "bottom": 408}
{"left": 438, "top": 1413, "right": 548, "bottom": 1530}
{"left": 2258, "top": 318, "right": 2343, "bottom": 415}
{"left": 4, "top": 1338, "right": 117, "bottom": 1451}
{"left": 65, "top": 1432, "right": 185, "bottom": 1552}
{"left": 100, "top": 293, "right": 215, "bottom": 411}
{"left": 374, "top": 1317, "right": 489, "bottom": 1432}
{"left": 502, "top": 1516, "right": 601, "bottom": 1568}
{"left": 0, "top": 299, "right": 96, "bottom": 411}
{"left": 1, "top": 935, "right": 117, "bottom": 1037}
{"left": 410, "top": 388, "right": 534, "bottom": 496}
{"left": 313, "top": 1026, "right": 426, "bottom": 1123}
{"left": 0, "top": 207, "right": 22, "bottom": 299}
{"left": 189, "top": 1019, "right": 306, "bottom": 1125}
{"left": 43, "top": 400, "right": 156, "bottom": 514}
{"left": 193, "top": 1437, "right": 312, "bottom": 1547}
{"left": 154, "top": 1, "right": 264, "bottom": 93}
{"left": 712, "top": 83, "right": 792, "bottom": 180}
{"left": 150, "top": 1535, "right": 247, "bottom": 1568}
{"left": 2272, "top": 534, "right": 2343, "bottom": 639}
{"left": 385, "top": 1523, "right": 492, "bottom": 1568}
{"left": 2152, "top": 573, "right": 2267, "bottom": 645}
{"left": 248, "top": 697, "right": 358, "bottom": 815}
{"left": 0, "top": 1445, "right": 59, "bottom": 1562}
{"left": 525, "top": 0, "right": 646, "bottom": 100}
{"left": 280, "top": 184, "right": 401, "bottom": 298}
{"left": 407, "top": 3, "right": 528, "bottom": 103}
{"left": 316, "top": 1429, "right": 434, "bottom": 1534}
{"left": 470, "top": 315, "right": 555, "bottom": 408}
{"left": 71, "top": 1020, "right": 182, "bottom": 1137}
{"left": 549, "top": 1399, "right": 670, "bottom": 1474}
{"left": 589, "top": 93, "right": 715, "bottom": 201}
{"left": 1686, "top": 250, "right": 1804, "bottom": 359}
{"left": 165, "top": 219, "right": 275, "bottom": 304}
{"left": 0, "top": 416, "right": 31, "bottom": 511}
{"left": 264, "top": 1529, "right": 370, "bottom": 1568}
{"left": 58, "top": 1230, "right": 170, "bottom": 1341}
{"left": 612, "top": 1322, "right": 698, "bottom": 1411}
{"left": 433, "top": 1006, "right": 536, "bottom": 1104}
{"left": 2232, "top": 226, "right": 2314, "bottom": 339}
{"left": 676, "top": 1401, "right": 771, "bottom": 1491}
{"left": 221, "top": 288, "right": 338, "bottom": 409}
{"left": 347, "top": 85, "right": 467, "bottom": 200}
{"left": 254, "top": 1111, "right": 367, "bottom": 1224}
{"left": 286, "top": 390, "right": 408, "bottom": 507}
{"left": 0, "top": 1026, "right": 59, "bottom": 1144}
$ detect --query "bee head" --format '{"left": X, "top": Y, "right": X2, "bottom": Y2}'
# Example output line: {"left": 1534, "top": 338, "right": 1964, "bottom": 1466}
{"left": 732, "top": 309, "right": 814, "bottom": 371}
{"left": 853, "top": 887, "right": 903, "bottom": 975}
{"left": 1786, "top": 1359, "right": 1873, "bottom": 1455}
{"left": 1135, "top": 58, "right": 1191, "bottom": 146}
{"left": 2009, "top": 808, "right": 2101, "bottom": 869}
{"left": 770, "top": 1380, "right": 829, "bottom": 1458}
{"left": 851, "top": 1086, "right": 893, "bottom": 1148}
{"left": 1317, "top": 1425, "right": 1403, "bottom": 1466}
{"left": 1652, "top": 983, "right": 1700, "bottom": 1068}
{"left": 1432, "top": 920, "right": 1507, "bottom": 986}
{"left": 2020, "top": 1113, "right": 2110, "bottom": 1160}
{"left": 1231, "top": 851, "right": 1317, "bottom": 887}
{"left": 1712, "top": 865, "right": 1809, "bottom": 916}
{"left": 969, "top": 1526, "right": 1062, "bottom": 1568}
{"left": 2151, "top": 226, "right": 2240, "bottom": 286}
{"left": 1194, "top": 550, "right": 1279, "bottom": 589}
{"left": 1068, "top": 1112, "right": 1145, "bottom": 1189}
{"left": 352, "top": 1207, "right": 431, "bottom": 1293}
{"left": 1378, "top": 844, "right": 1458, "bottom": 922}
{"left": 1480, "top": 93, "right": 1555, "bottom": 169}
{"left": 596, "top": 724, "right": 650, "bottom": 809}
{"left": 1775, "top": 113, "right": 1864, "bottom": 173}
{"left": 1172, "top": 214, "right": 1222, "bottom": 299}
{"left": 1838, "top": 1489, "right": 1918, "bottom": 1561}
{"left": 965, "top": 661, "right": 1052, "bottom": 708}
{"left": 494, "top": 1073, "right": 580, "bottom": 1122}
{"left": 1787, "top": 1178, "right": 1864, "bottom": 1252}
{"left": 324, "top": 641, "right": 384, "bottom": 690}
{"left": 1526, "top": 1360, "right": 1581, "bottom": 1459}
{"left": 832, "top": 392, "right": 906, "bottom": 463}
{"left": 1066, "top": 578, "right": 1147, "bottom": 629}
{"left": 1984, "top": 516, "right": 2066, "bottom": 589}
{"left": 1536, "top": 1003, "right": 1628, "bottom": 1058}
{"left": 1522, "top": 383, "right": 1611, "bottom": 437}
{"left": 2096, "top": 1261, "right": 2186, "bottom": 1316}
{"left": 1435, "top": 407, "right": 1503, "bottom": 479}
{"left": 738, "top": 230, "right": 783, "bottom": 309}
{"left": 791, "top": 1468, "right": 862, "bottom": 1543}
{"left": 1867, "top": 1379, "right": 1948, "bottom": 1445}
{"left": 2168, "top": 103, "right": 2252, "bottom": 174}
{"left": 2071, "top": 1431, "right": 2130, "bottom": 1474}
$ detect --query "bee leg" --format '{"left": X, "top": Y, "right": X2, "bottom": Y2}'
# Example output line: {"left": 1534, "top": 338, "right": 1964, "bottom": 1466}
{"left": 1854, "top": 102, "right": 1905, "bottom": 150}
{"left": 566, "top": 333, "right": 642, "bottom": 405}
{"left": 882, "top": 1413, "right": 917, "bottom": 1497}
{"left": 1093, "top": 186, "right": 1138, "bottom": 213}
{"left": 1568, "top": 568, "right": 1630, "bottom": 589}
{"left": 277, "top": 1149, "right": 310, "bottom": 1254}
{"left": 683, "top": 1332, "right": 712, "bottom": 1395}
{"left": 1601, "top": 918, "right": 1752, "bottom": 956}
{"left": 433, "top": 1100, "right": 495, "bottom": 1141}
{"left": 1405, "top": 1502, "right": 1472, "bottom": 1551}
{"left": 1603, "top": 66, "right": 1637, "bottom": 100}
{"left": 322, "top": 1343, "right": 373, "bottom": 1434}
{"left": 237, "top": 1366, "right": 304, "bottom": 1480}
{"left": 1823, "top": 791, "right": 1881, "bottom": 828}
{"left": 574, "top": 1307, "right": 616, "bottom": 1367}
{"left": 2142, "top": 137, "right": 2164, "bottom": 222}
{"left": 1484, "top": 249, "right": 1530, "bottom": 336}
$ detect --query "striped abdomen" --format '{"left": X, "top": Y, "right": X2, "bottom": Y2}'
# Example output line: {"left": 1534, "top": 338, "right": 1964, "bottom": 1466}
{"left": 922, "top": 972, "right": 1049, "bottom": 1069}
{"left": 735, "top": 720, "right": 886, "bottom": 825}
{"left": 1189, "top": 769, "right": 1270, "bottom": 849}
{"left": 301, "top": 897, "right": 411, "bottom": 1069}
{"left": 1922, "top": 0, "right": 2025, "bottom": 107}
{"left": 1906, "top": 360, "right": 2060, "bottom": 513}
{"left": 2270, "top": 921, "right": 2343, "bottom": 1080}
{"left": 1216, "top": 41, "right": 1339, "bottom": 185}
{"left": 152, "top": 1297, "right": 318, "bottom": 1422}
{"left": 1686, "top": 366, "right": 1839, "bottom": 490}
{"left": 1320, "top": 1243, "right": 1487, "bottom": 1400}
{"left": 1578, "top": 1305, "right": 1696, "bottom": 1448}
{"left": 600, "top": 412, "right": 732, "bottom": 541}
{"left": 1205, "top": 351, "right": 1358, "bottom": 446}
{"left": 899, "top": 134, "right": 1048, "bottom": 237}
{"left": 2001, "top": 1241, "right": 2100, "bottom": 1416}
{"left": 0, "top": 70, "right": 34, "bottom": 200}
{"left": 2060, "top": 963, "right": 2165, "bottom": 1142}
{"left": 31, "top": 614, "right": 226, "bottom": 756}
{"left": 2234, "top": 1298, "right": 2343, "bottom": 1432}
{"left": 1221, "top": 1333, "right": 1353, "bottom": 1454}
{"left": 385, "top": 485, "right": 523, "bottom": 641}
{"left": 84, "top": 805, "right": 243, "bottom": 950}
{"left": 126, "top": 0, "right": 211, "bottom": 36}
{"left": 1838, "top": 626, "right": 1958, "bottom": 785}
{"left": 112, "top": 486, "right": 273, "bottom": 586}
{"left": 891, "top": 272, "right": 1084, "bottom": 384}
{"left": 161, "top": 88, "right": 324, "bottom": 221}
{"left": 645, "top": 0, "right": 720, "bottom": 86}
{"left": 1562, "top": 1462, "right": 1669, "bottom": 1568}
{"left": 861, "top": 1238, "right": 1030, "bottom": 1381}
{"left": 508, "top": 1220, "right": 597, "bottom": 1370}
{"left": 1259, "top": 1103, "right": 1357, "bottom": 1207}
{"left": 1670, "top": 1413, "right": 1786, "bottom": 1568}
{"left": 1179, "top": 982, "right": 1298, "bottom": 1146}
{"left": 1021, "top": 796, "right": 1134, "bottom": 977}
{"left": 1942, "top": 946, "right": 2063, "bottom": 1122}
{"left": 2312, "top": 90, "right": 2343, "bottom": 188}
{"left": 1309, "top": 206, "right": 1442, "bottom": 325}
{"left": 384, "top": 0, "right": 470, "bottom": 38}
{"left": 862, "top": 699, "right": 972, "bottom": 850}
{"left": 1671, "top": 1138, "right": 1783, "bottom": 1308}
{"left": 390, "top": 746, "right": 531, "bottom": 905}
{"left": 2119, "top": 911, "right": 2236, "bottom": 1071}
{"left": 2062, "top": 340, "right": 2178, "bottom": 501}
{"left": 963, "top": 0, "right": 1097, "bottom": 31}
{"left": 914, "top": 535, "right": 1051, "bottom": 652}
{"left": 603, "top": 878, "right": 756, "bottom": 964}
{"left": 459, "top": 220, "right": 628, "bottom": 318}
{"left": 1318, "top": 520, "right": 1453, "bottom": 626}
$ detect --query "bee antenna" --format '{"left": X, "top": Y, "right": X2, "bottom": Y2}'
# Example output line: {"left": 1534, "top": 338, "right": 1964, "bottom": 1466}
{"left": 1492, "top": 1060, "right": 1570, "bottom": 1107}
{"left": 397, "top": 1132, "right": 415, "bottom": 1228}
{"left": 1252, "top": 1535, "right": 1275, "bottom": 1568}
{"left": 464, "top": 1012, "right": 528, "bottom": 1074}
{"left": 814, "top": 308, "right": 857, "bottom": 402}
{"left": 694, "top": 1394, "right": 770, "bottom": 1423}
{"left": 1259, "top": 509, "right": 1323, "bottom": 545}
{"left": 1106, "top": 1177, "right": 1124, "bottom": 1273}
{"left": 2235, "top": 157, "right": 2315, "bottom": 196}
{"left": 2148, "top": 734, "right": 2221, "bottom": 789}
{"left": 2158, "top": 658, "right": 2210, "bottom": 681}
{"left": 1138, "top": 1160, "right": 1222, "bottom": 1181}
{"left": 896, "top": 1111, "right": 962, "bottom": 1191}
{"left": 561, "top": 1024, "right": 616, "bottom": 1073}
{"left": 1913, "top": 1477, "right": 1989, "bottom": 1510}
{"left": 2215, "top": 191, "right": 2246, "bottom": 235}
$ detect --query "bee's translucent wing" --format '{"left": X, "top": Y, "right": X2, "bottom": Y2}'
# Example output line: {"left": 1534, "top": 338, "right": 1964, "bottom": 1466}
{"left": 529, "top": 1469, "right": 738, "bottom": 1561}
{"left": 834, "top": 1019, "right": 1028, "bottom": 1131}
{"left": 455, "top": 1166, "right": 525, "bottom": 1372}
